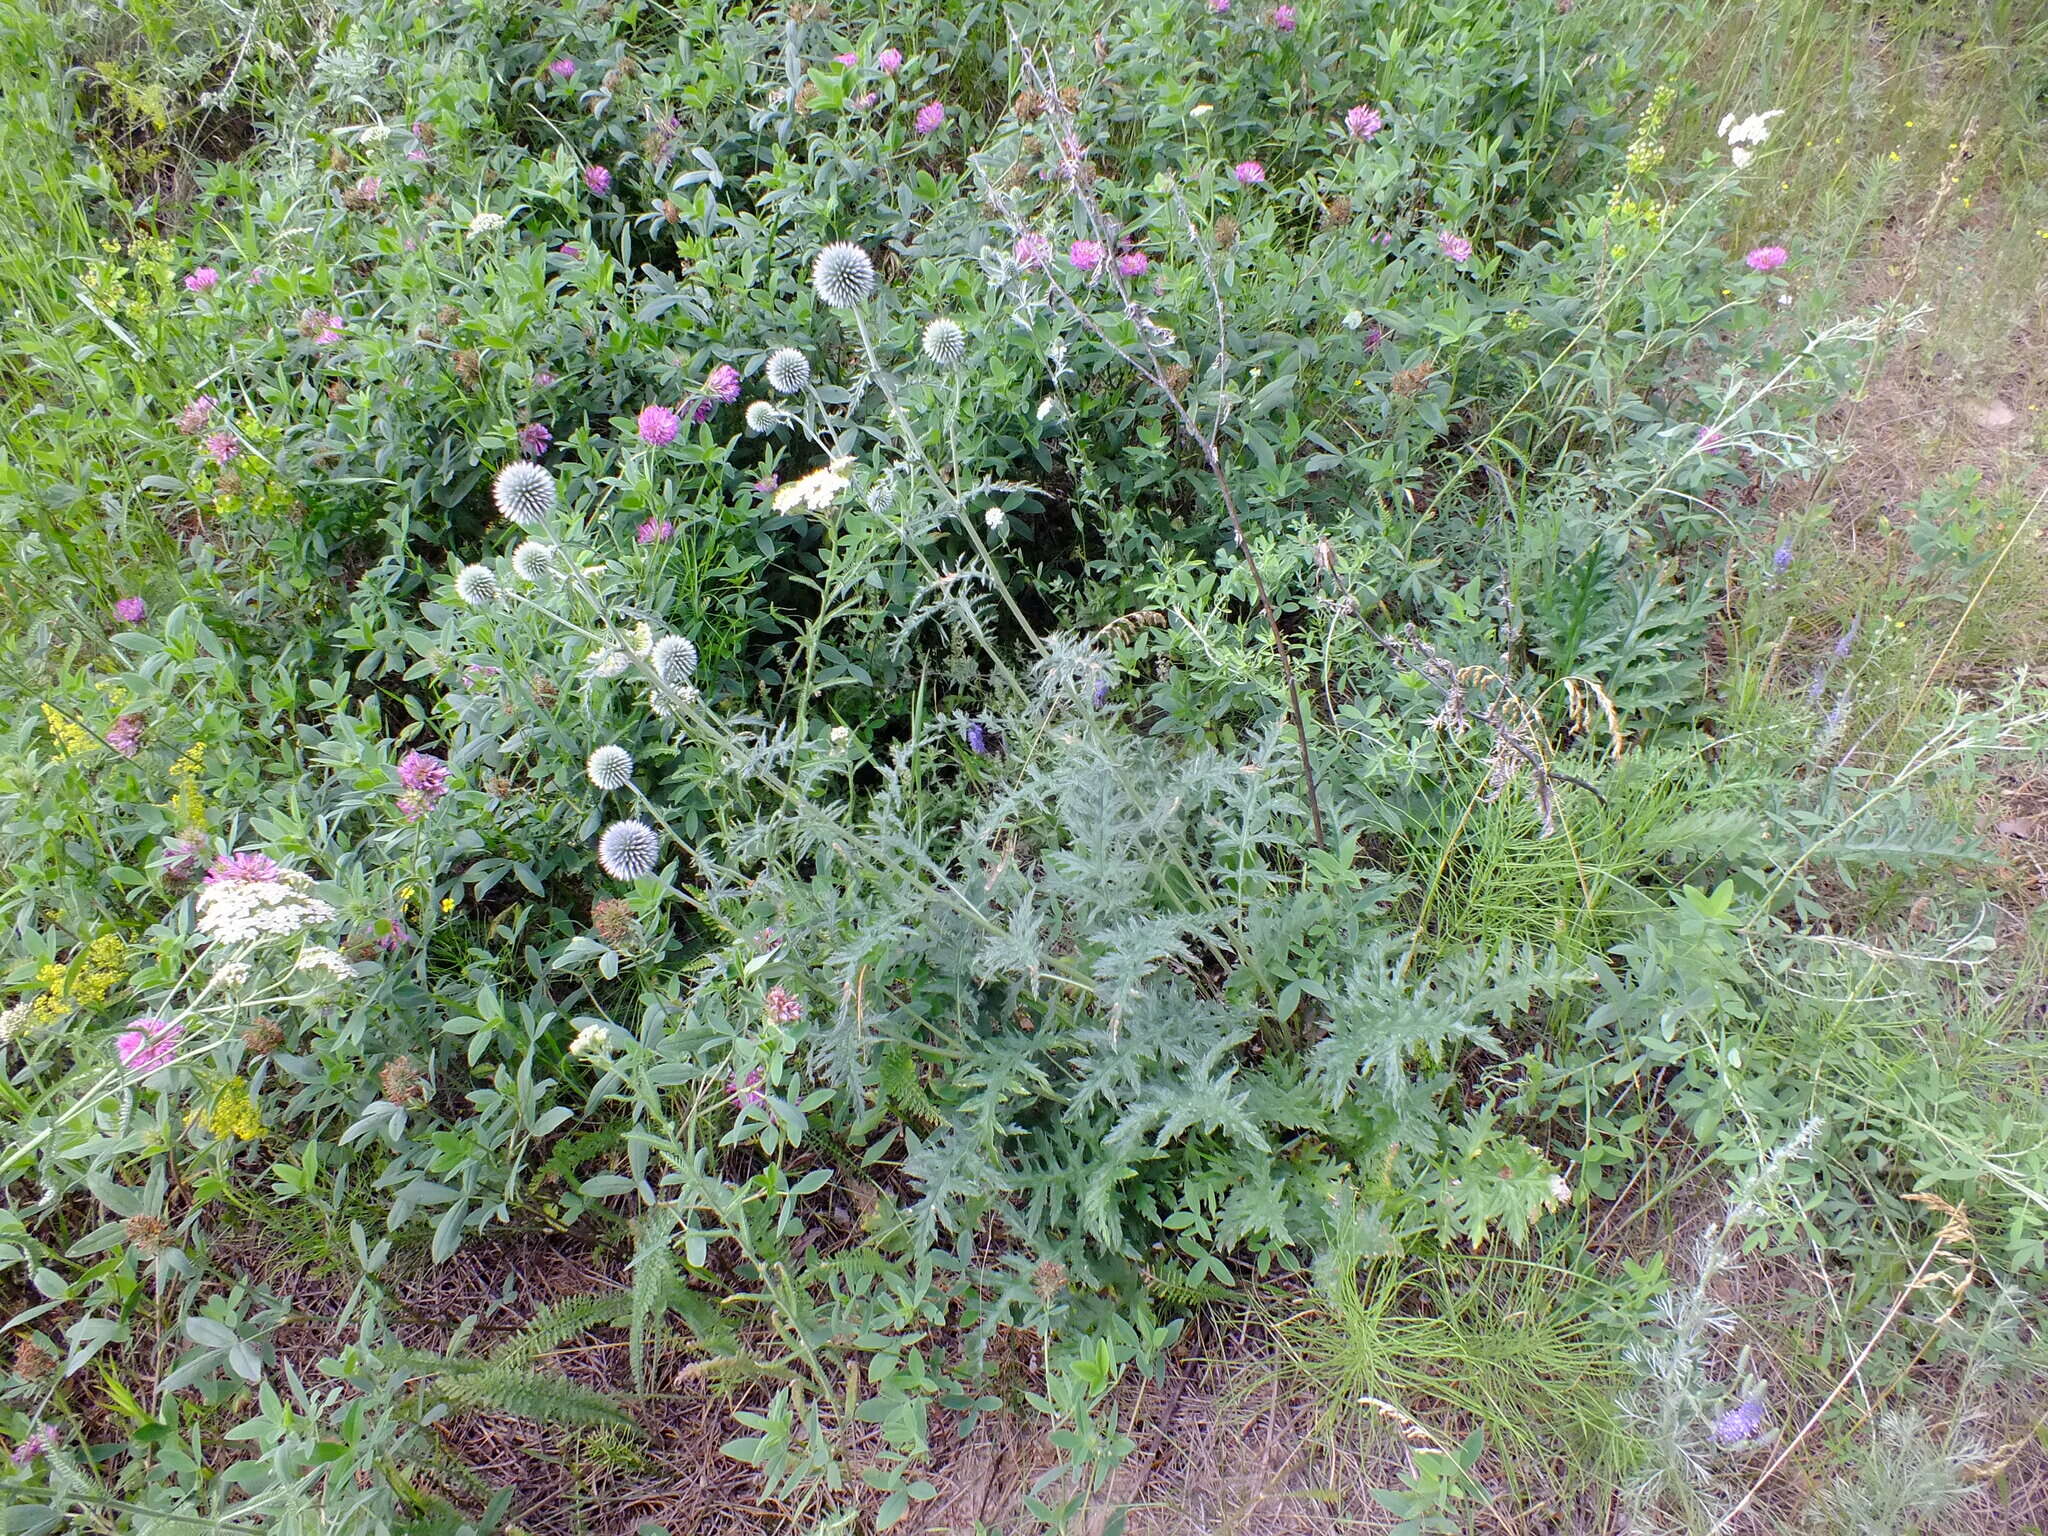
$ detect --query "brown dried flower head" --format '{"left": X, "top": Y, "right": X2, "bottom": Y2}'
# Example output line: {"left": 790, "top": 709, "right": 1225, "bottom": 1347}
{"left": 1032, "top": 1258, "right": 1069, "bottom": 1304}
{"left": 12, "top": 1337, "right": 56, "bottom": 1381}
{"left": 1322, "top": 194, "right": 1353, "bottom": 229}
{"left": 380, "top": 1055, "right": 426, "bottom": 1107}
{"left": 453, "top": 349, "right": 482, "bottom": 390}
{"left": 1212, "top": 216, "right": 1239, "bottom": 250}
{"left": 242, "top": 1018, "right": 284, "bottom": 1055}
{"left": 592, "top": 897, "right": 640, "bottom": 949}
{"left": 124, "top": 1213, "right": 171, "bottom": 1254}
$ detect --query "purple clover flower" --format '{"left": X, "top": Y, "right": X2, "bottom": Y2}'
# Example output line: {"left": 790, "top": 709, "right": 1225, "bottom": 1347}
{"left": 636, "top": 518, "right": 676, "bottom": 544}
{"left": 548, "top": 57, "right": 577, "bottom": 80}
{"left": 1438, "top": 230, "right": 1473, "bottom": 263}
{"left": 517, "top": 421, "right": 552, "bottom": 457}
{"left": 207, "top": 851, "right": 281, "bottom": 885}
{"left": 116, "top": 1017, "right": 183, "bottom": 1076}
{"left": 1273, "top": 5, "right": 1296, "bottom": 30}
{"left": 395, "top": 750, "right": 449, "bottom": 821}
{"left": 584, "top": 164, "right": 613, "bottom": 196}
{"left": 706, "top": 363, "right": 741, "bottom": 404}
{"left": 637, "top": 404, "right": 681, "bottom": 446}
{"left": 1015, "top": 232, "right": 1052, "bottom": 270}
{"left": 915, "top": 101, "right": 946, "bottom": 135}
{"left": 1233, "top": 160, "right": 1266, "bottom": 184}
{"left": 1117, "top": 250, "right": 1150, "bottom": 277}
{"left": 114, "top": 596, "right": 147, "bottom": 625}
{"left": 878, "top": 47, "right": 902, "bottom": 73}
{"left": 1745, "top": 244, "right": 1788, "bottom": 272}
{"left": 1712, "top": 1399, "right": 1766, "bottom": 1444}
{"left": 730, "top": 1067, "right": 767, "bottom": 1110}
{"left": 184, "top": 268, "right": 219, "bottom": 293}
{"left": 1346, "top": 104, "right": 1383, "bottom": 140}
{"left": 1069, "top": 239, "right": 1106, "bottom": 272}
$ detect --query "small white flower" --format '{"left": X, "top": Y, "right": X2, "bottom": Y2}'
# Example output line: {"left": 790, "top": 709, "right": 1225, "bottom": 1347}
{"left": 585, "top": 744, "right": 634, "bottom": 791}
{"left": 651, "top": 634, "right": 698, "bottom": 683}
{"left": 811, "top": 242, "right": 876, "bottom": 308}
{"left": 196, "top": 866, "right": 338, "bottom": 946}
{"left": 213, "top": 960, "right": 253, "bottom": 989}
{"left": 454, "top": 564, "right": 500, "bottom": 606}
{"left": 359, "top": 123, "right": 393, "bottom": 146}
{"left": 1190, "top": 103, "right": 1214, "bottom": 118}
{"left": 1719, "top": 108, "right": 1783, "bottom": 168}
{"left": 1035, "top": 396, "right": 1060, "bottom": 422}
{"left": 765, "top": 347, "right": 812, "bottom": 394}
{"left": 773, "top": 456, "right": 856, "bottom": 514}
{"left": 829, "top": 725, "right": 851, "bottom": 745}
{"left": 921, "top": 317, "right": 967, "bottom": 368}
{"left": 569, "top": 1023, "right": 616, "bottom": 1060}
{"left": 295, "top": 945, "right": 360, "bottom": 984}
{"left": 597, "top": 819, "right": 661, "bottom": 880}
{"left": 1341, "top": 309, "right": 1364, "bottom": 330}
{"left": 510, "top": 540, "right": 559, "bottom": 582}
{"left": 745, "top": 400, "right": 781, "bottom": 434}
{"left": 468, "top": 210, "right": 508, "bottom": 236}
{"left": 984, "top": 505, "right": 1004, "bottom": 530}
{"left": 585, "top": 646, "right": 634, "bottom": 680}
{"left": 1548, "top": 1174, "right": 1572, "bottom": 1203}
{"left": 493, "top": 461, "right": 556, "bottom": 525}
{"left": 645, "top": 682, "right": 698, "bottom": 719}
{"left": 0, "top": 1000, "right": 34, "bottom": 1043}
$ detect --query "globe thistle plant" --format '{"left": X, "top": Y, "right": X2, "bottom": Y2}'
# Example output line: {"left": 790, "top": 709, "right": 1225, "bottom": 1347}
{"left": 651, "top": 635, "right": 698, "bottom": 684}
{"left": 455, "top": 563, "right": 500, "bottom": 607}
{"left": 765, "top": 348, "right": 812, "bottom": 394}
{"left": 921, "top": 318, "right": 967, "bottom": 368}
{"left": 585, "top": 744, "right": 634, "bottom": 791}
{"left": 597, "top": 819, "right": 661, "bottom": 880}
{"left": 493, "top": 461, "right": 556, "bottom": 525}
{"left": 745, "top": 400, "right": 782, "bottom": 434}
{"left": 509, "top": 540, "right": 560, "bottom": 583}
{"left": 811, "top": 242, "right": 876, "bottom": 308}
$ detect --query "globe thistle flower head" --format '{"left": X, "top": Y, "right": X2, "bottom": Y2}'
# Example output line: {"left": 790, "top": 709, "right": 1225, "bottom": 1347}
{"left": 921, "top": 318, "right": 966, "bottom": 368}
{"left": 597, "top": 819, "right": 661, "bottom": 880}
{"left": 455, "top": 563, "right": 500, "bottom": 606}
{"left": 765, "top": 347, "right": 811, "bottom": 394}
{"left": 651, "top": 634, "right": 698, "bottom": 683}
{"left": 637, "top": 404, "right": 681, "bottom": 446}
{"left": 510, "top": 539, "right": 559, "bottom": 583}
{"left": 745, "top": 400, "right": 781, "bottom": 434}
{"left": 586, "top": 744, "right": 634, "bottom": 791}
{"left": 811, "top": 242, "right": 876, "bottom": 308}
{"left": 645, "top": 681, "right": 697, "bottom": 719}
{"left": 493, "top": 461, "right": 557, "bottom": 525}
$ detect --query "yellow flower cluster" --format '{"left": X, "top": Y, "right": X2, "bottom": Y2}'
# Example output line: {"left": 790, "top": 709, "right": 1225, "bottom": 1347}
{"left": 169, "top": 744, "right": 207, "bottom": 831}
{"left": 1624, "top": 84, "right": 1676, "bottom": 178}
{"left": 197, "top": 1077, "right": 265, "bottom": 1142}
{"left": 28, "top": 935, "right": 128, "bottom": 1024}
{"left": 1602, "top": 189, "right": 1668, "bottom": 260}
{"left": 40, "top": 702, "right": 98, "bottom": 758}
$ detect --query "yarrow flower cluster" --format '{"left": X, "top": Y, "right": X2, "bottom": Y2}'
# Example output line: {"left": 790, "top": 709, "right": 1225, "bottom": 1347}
{"left": 195, "top": 853, "right": 338, "bottom": 945}
{"left": 493, "top": 461, "right": 556, "bottom": 524}
{"left": 295, "top": 945, "right": 361, "bottom": 984}
{"left": 773, "top": 456, "right": 855, "bottom": 514}
{"left": 569, "top": 1023, "right": 615, "bottom": 1060}
{"left": 811, "top": 242, "right": 876, "bottom": 307}
{"left": 765, "top": 348, "right": 811, "bottom": 394}
{"left": 395, "top": 751, "right": 449, "bottom": 820}
{"left": 638, "top": 403, "right": 681, "bottom": 445}
{"left": 597, "top": 819, "right": 662, "bottom": 880}
{"left": 1718, "top": 107, "right": 1784, "bottom": 168}
{"left": 116, "top": 1017, "right": 183, "bottom": 1076}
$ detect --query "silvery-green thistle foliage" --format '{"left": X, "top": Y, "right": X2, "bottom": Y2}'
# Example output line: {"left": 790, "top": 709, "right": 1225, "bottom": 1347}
{"left": 651, "top": 635, "right": 697, "bottom": 684}
{"left": 509, "top": 540, "right": 559, "bottom": 582}
{"left": 585, "top": 745, "right": 633, "bottom": 791}
{"left": 597, "top": 819, "right": 660, "bottom": 880}
{"left": 454, "top": 564, "right": 500, "bottom": 606}
{"left": 811, "top": 242, "right": 875, "bottom": 308}
{"left": 764, "top": 347, "right": 811, "bottom": 394}
{"left": 920, "top": 318, "right": 966, "bottom": 368}
{"left": 493, "top": 461, "right": 555, "bottom": 525}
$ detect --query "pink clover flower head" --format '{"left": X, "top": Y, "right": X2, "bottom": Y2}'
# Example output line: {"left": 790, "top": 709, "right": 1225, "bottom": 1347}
{"left": 637, "top": 403, "right": 681, "bottom": 446}
{"left": 835, "top": 52, "right": 859, "bottom": 66}
{"left": 1745, "top": 243, "right": 1788, "bottom": 272}
{"left": 1233, "top": 160, "right": 1265, "bottom": 184}
{"left": 208, "top": 851, "right": 282, "bottom": 885}
{"left": 517, "top": 421, "right": 552, "bottom": 457}
{"left": 1117, "top": 249, "right": 1150, "bottom": 277}
{"left": 202, "top": 431, "right": 239, "bottom": 466}
{"left": 636, "top": 517, "right": 675, "bottom": 545}
{"left": 348, "top": 175, "right": 382, "bottom": 206}
{"left": 1346, "top": 104, "right": 1383, "bottom": 140}
{"left": 1015, "top": 232, "right": 1052, "bottom": 270}
{"left": 302, "top": 309, "right": 343, "bottom": 345}
{"left": 753, "top": 473, "right": 779, "bottom": 498}
{"left": 878, "top": 46, "right": 902, "bottom": 73}
{"left": 1069, "top": 239, "right": 1106, "bottom": 272}
{"left": 117, "top": 1017, "right": 184, "bottom": 1076}
{"left": 1210, "top": 0, "right": 1230, "bottom": 13}
{"left": 162, "top": 836, "right": 207, "bottom": 883}
{"left": 548, "top": 56, "right": 577, "bottom": 80}
{"left": 11, "top": 1426, "right": 59, "bottom": 1468}
{"left": 557, "top": 243, "right": 582, "bottom": 261}
{"left": 395, "top": 750, "right": 449, "bottom": 821}
{"left": 107, "top": 713, "right": 145, "bottom": 759}
{"left": 706, "top": 362, "right": 742, "bottom": 404}
{"left": 114, "top": 596, "right": 148, "bottom": 625}
{"left": 765, "top": 986, "right": 805, "bottom": 1024}
{"left": 175, "top": 396, "right": 215, "bottom": 435}
{"left": 534, "top": 369, "right": 559, "bottom": 387}
{"left": 914, "top": 100, "right": 946, "bottom": 136}
{"left": 1696, "top": 426, "right": 1725, "bottom": 450}
{"left": 730, "top": 1067, "right": 767, "bottom": 1110}
{"left": 583, "top": 163, "right": 613, "bottom": 196}
{"left": 857, "top": 91, "right": 879, "bottom": 108}
{"left": 184, "top": 267, "right": 220, "bottom": 292}
{"left": 1273, "top": 5, "right": 1296, "bottom": 30}
{"left": 1438, "top": 230, "right": 1473, "bottom": 263}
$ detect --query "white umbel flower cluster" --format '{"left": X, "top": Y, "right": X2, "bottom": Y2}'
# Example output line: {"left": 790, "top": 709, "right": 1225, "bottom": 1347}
{"left": 1718, "top": 107, "right": 1784, "bottom": 168}
{"left": 196, "top": 867, "right": 337, "bottom": 946}
{"left": 295, "top": 945, "right": 361, "bottom": 984}
{"left": 773, "top": 456, "right": 855, "bottom": 514}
